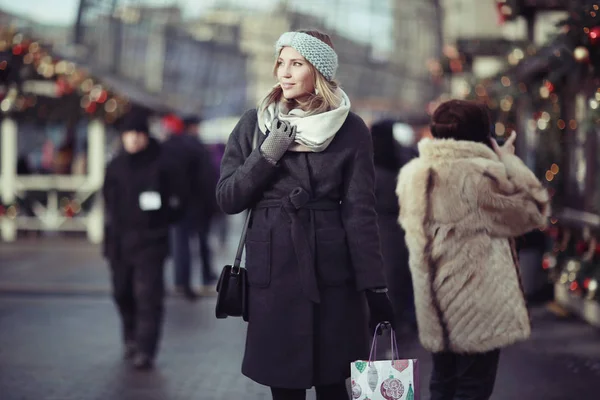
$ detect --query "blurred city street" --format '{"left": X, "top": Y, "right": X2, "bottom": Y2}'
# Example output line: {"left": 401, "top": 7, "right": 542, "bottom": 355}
{"left": 1, "top": 230, "right": 600, "bottom": 400}
{"left": 1, "top": 0, "right": 600, "bottom": 399}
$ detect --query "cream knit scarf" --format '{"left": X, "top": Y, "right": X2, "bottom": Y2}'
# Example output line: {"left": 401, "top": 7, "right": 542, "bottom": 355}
{"left": 257, "top": 88, "right": 351, "bottom": 152}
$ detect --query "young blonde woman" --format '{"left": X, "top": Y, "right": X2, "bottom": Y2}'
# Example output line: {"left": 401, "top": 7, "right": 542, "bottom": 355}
{"left": 216, "top": 30, "right": 395, "bottom": 400}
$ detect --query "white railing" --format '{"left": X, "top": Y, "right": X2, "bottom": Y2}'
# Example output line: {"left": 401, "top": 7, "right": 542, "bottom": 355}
{"left": 0, "top": 118, "right": 105, "bottom": 243}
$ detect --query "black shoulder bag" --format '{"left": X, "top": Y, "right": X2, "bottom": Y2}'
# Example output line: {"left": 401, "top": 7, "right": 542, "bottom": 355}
{"left": 215, "top": 125, "right": 259, "bottom": 322}
{"left": 215, "top": 209, "right": 251, "bottom": 322}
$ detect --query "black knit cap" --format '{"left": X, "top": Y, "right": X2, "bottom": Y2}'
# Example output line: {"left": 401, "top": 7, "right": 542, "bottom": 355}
{"left": 182, "top": 115, "right": 202, "bottom": 127}
{"left": 120, "top": 110, "right": 150, "bottom": 135}
{"left": 430, "top": 99, "right": 491, "bottom": 147}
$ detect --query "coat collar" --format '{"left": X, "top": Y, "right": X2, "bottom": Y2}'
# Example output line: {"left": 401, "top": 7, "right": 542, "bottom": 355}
{"left": 418, "top": 138, "right": 499, "bottom": 162}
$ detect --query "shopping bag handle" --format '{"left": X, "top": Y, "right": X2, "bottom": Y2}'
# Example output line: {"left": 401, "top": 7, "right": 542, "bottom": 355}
{"left": 368, "top": 322, "right": 399, "bottom": 364}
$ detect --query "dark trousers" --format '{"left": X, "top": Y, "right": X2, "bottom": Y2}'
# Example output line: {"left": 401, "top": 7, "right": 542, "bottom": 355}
{"left": 110, "top": 256, "right": 165, "bottom": 358}
{"left": 378, "top": 219, "right": 416, "bottom": 330}
{"left": 270, "top": 382, "right": 348, "bottom": 400}
{"left": 198, "top": 227, "right": 215, "bottom": 283}
{"left": 171, "top": 218, "right": 214, "bottom": 288}
{"left": 430, "top": 349, "right": 500, "bottom": 400}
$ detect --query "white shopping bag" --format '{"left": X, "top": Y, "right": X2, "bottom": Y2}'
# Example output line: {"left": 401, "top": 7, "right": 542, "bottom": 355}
{"left": 350, "top": 324, "right": 419, "bottom": 400}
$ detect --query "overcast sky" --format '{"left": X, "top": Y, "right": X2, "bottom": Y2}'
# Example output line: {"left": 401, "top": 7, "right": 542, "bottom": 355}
{"left": 0, "top": 0, "right": 257, "bottom": 25}
{"left": 0, "top": 0, "right": 392, "bottom": 52}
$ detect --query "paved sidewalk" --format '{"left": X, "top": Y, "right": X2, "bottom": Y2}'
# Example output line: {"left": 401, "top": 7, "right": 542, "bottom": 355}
{"left": 1, "top": 233, "right": 600, "bottom": 399}
{"left": 0, "top": 295, "right": 272, "bottom": 400}
{"left": 0, "top": 214, "right": 247, "bottom": 295}
{"left": 1, "top": 294, "right": 600, "bottom": 400}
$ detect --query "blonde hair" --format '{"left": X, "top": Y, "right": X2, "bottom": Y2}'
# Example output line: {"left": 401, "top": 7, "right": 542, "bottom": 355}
{"left": 259, "top": 30, "right": 341, "bottom": 115}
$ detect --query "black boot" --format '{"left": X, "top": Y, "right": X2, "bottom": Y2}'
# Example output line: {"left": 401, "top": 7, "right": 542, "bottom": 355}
{"left": 123, "top": 341, "right": 137, "bottom": 360}
{"left": 175, "top": 286, "right": 199, "bottom": 301}
{"left": 132, "top": 353, "right": 154, "bottom": 370}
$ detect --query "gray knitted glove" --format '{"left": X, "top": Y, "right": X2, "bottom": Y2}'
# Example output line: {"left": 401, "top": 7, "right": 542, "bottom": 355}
{"left": 260, "top": 118, "right": 296, "bottom": 164}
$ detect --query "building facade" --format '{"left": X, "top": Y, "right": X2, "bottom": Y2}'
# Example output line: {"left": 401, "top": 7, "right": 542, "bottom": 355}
{"left": 186, "top": 3, "right": 442, "bottom": 118}
{"left": 74, "top": 2, "right": 248, "bottom": 118}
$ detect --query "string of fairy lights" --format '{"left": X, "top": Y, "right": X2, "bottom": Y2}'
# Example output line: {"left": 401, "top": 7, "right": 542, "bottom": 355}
{"left": 425, "top": 1, "right": 600, "bottom": 305}
{"left": 0, "top": 27, "right": 132, "bottom": 123}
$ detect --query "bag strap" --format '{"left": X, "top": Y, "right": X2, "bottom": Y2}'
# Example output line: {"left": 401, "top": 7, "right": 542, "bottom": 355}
{"left": 233, "top": 124, "right": 260, "bottom": 269}
{"left": 368, "top": 323, "right": 398, "bottom": 364}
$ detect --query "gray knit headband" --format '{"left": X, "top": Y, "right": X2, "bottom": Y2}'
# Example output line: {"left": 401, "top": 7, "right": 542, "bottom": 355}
{"left": 275, "top": 31, "right": 338, "bottom": 81}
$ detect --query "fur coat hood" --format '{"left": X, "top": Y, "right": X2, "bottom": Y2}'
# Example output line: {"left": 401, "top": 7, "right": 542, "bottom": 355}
{"left": 396, "top": 138, "right": 550, "bottom": 353}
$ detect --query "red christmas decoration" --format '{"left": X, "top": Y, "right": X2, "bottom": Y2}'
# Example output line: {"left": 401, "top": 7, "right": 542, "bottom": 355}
{"left": 85, "top": 102, "right": 97, "bottom": 114}
{"left": 542, "top": 255, "right": 553, "bottom": 270}
{"left": 589, "top": 26, "right": 600, "bottom": 45}
{"left": 55, "top": 77, "right": 73, "bottom": 96}
{"left": 96, "top": 90, "right": 108, "bottom": 103}
{"left": 495, "top": 1, "right": 512, "bottom": 25}
{"left": 64, "top": 206, "right": 74, "bottom": 218}
{"left": 449, "top": 59, "right": 463, "bottom": 73}
{"left": 576, "top": 240, "right": 588, "bottom": 255}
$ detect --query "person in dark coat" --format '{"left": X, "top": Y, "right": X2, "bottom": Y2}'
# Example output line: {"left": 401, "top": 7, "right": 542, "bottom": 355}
{"left": 216, "top": 29, "right": 395, "bottom": 400}
{"left": 371, "top": 120, "right": 418, "bottom": 337}
{"left": 207, "top": 141, "right": 229, "bottom": 250}
{"left": 183, "top": 115, "right": 220, "bottom": 232}
{"left": 162, "top": 114, "right": 218, "bottom": 300}
{"left": 102, "top": 111, "right": 186, "bottom": 370}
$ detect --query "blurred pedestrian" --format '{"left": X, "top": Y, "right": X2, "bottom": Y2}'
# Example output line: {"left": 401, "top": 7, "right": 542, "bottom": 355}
{"left": 102, "top": 111, "right": 186, "bottom": 370}
{"left": 404, "top": 113, "right": 433, "bottom": 142}
{"left": 207, "top": 141, "right": 229, "bottom": 250}
{"left": 163, "top": 114, "right": 218, "bottom": 300}
{"left": 396, "top": 99, "right": 550, "bottom": 399}
{"left": 183, "top": 116, "right": 219, "bottom": 290}
{"left": 216, "top": 29, "right": 395, "bottom": 400}
{"left": 371, "top": 120, "right": 418, "bottom": 339}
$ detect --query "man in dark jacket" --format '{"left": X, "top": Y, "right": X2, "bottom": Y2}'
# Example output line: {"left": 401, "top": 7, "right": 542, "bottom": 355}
{"left": 102, "top": 111, "right": 186, "bottom": 369}
{"left": 162, "top": 114, "right": 218, "bottom": 300}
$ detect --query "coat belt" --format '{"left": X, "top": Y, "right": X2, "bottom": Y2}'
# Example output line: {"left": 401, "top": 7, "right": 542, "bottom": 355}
{"left": 255, "top": 187, "right": 341, "bottom": 303}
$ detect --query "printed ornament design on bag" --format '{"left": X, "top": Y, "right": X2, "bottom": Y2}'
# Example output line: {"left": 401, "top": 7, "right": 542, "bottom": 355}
{"left": 392, "top": 360, "right": 409, "bottom": 373}
{"left": 406, "top": 383, "right": 414, "bottom": 400}
{"left": 350, "top": 324, "right": 419, "bottom": 399}
{"left": 380, "top": 376, "right": 404, "bottom": 400}
{"left": 355, "top": 361, "right": 367, "bottom": 373}
{"left": 351, "top": 358, "right": 419, "bottom": 399}
{"left": 368, "top": 364, "right": 379, "bottom": 391}
{"left": 352, "top": 380, "right": 362, "bottom": 399}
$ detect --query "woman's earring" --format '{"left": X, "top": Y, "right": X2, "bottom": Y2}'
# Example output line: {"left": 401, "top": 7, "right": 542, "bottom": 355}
{"left": 315, "top": 88, "right": 320, "bottom": 95}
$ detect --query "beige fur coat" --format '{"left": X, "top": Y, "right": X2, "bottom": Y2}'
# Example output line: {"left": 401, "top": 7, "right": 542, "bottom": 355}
{"left": 396, "top": 138, "right": 550, "bottom": 354}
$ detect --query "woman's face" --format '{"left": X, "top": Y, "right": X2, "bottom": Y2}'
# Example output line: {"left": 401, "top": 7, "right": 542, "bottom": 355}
{"left": 276, "top": 47, "right": 315, "bottom": 102}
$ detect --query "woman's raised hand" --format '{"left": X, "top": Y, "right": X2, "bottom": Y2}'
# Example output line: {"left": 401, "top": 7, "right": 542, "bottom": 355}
{"left": 260, "top": 118, "right": 297, "bottom": 164}
{"left": 491, "top": 130, "right": 516, "bottom": 158}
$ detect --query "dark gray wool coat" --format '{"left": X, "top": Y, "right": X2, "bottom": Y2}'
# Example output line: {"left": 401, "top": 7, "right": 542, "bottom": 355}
{"left": 216, "top": 109, "right": 387, "bottom": 389}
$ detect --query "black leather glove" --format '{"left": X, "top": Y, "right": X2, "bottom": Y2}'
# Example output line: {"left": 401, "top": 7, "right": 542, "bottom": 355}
{"left": 260, "top": 118, "right": 296, "bottom": 164}
{"left": 365, "top": 289, "right": 396, "bottom": 335}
